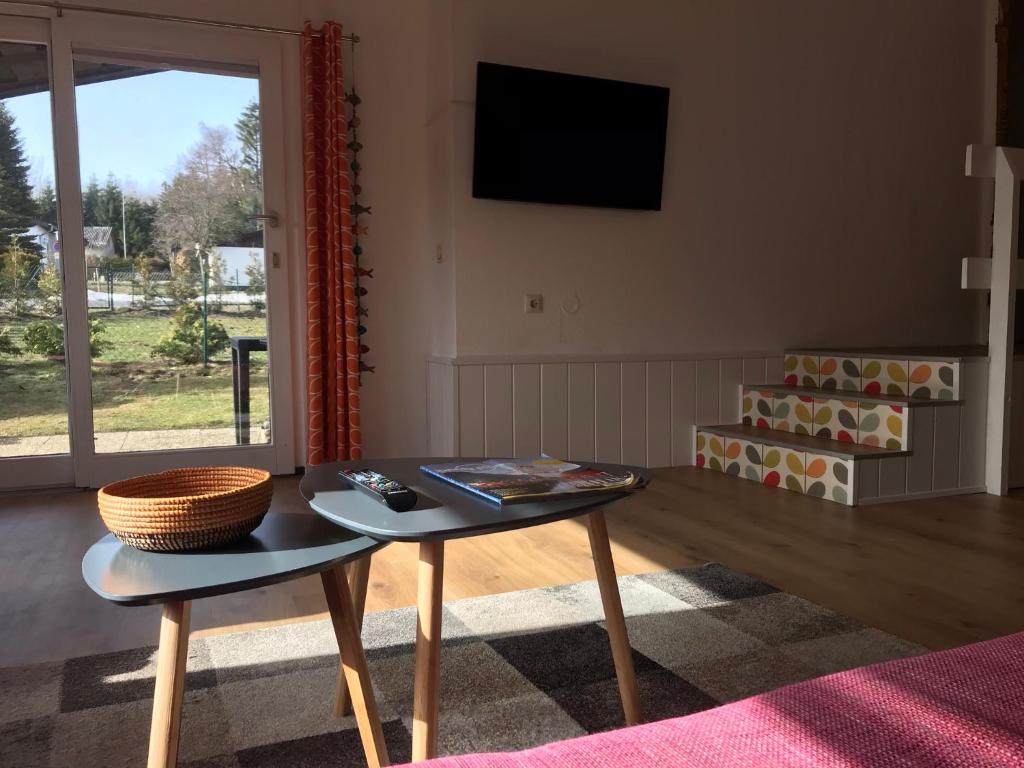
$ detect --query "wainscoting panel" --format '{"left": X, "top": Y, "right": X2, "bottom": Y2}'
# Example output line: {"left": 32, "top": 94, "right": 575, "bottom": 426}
{"left": 670, "top": 360, "right": 697, "bottom": 466}
{"left": 906, "top": 408, "right": 935, "bottom": 494}
{"left": 959, "top": 358, "right": 988, "bottom": 489}
{"left": 428, "top": 353, "right": 988, "bottom": 493}
{"left": 595, "top": 362, "right": 622, "bottom": 464}
{"left": 458, "top": 365, "right": 485, "bottom": 456}
{"left": 513, "top": 364, "right": 541, "bottom": 458}
{"left": 646, "top": 361, "right": 672, "bottom": 468}
{"left": 568, "top": 363, "right": 596, "bottom": 462}
{"left": 431, "top": 354, "right": 785, "bottom": 468}
{"left": 540, "top": 364, "right": 569, "bottom": 460}
{"left": 484, "top": 364, "right": 514, "bottom": 458}
{"left": 621, "top": 362, "right": 647, "bottom": 467}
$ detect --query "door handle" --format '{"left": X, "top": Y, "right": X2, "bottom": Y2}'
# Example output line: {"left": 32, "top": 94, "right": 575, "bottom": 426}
{"left": 248, "top": 212, "right": 279, "bottom": 228}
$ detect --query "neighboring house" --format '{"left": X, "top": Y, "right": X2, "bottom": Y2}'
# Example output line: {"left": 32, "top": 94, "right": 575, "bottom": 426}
{"left": 83, "top": 226, "right": 115, "bottom": 265}
{"left": 212, "top": 245, "right": 265, "bottom": 287}
{"left": 22, "top": 223, "right": 58, "bottom": 265}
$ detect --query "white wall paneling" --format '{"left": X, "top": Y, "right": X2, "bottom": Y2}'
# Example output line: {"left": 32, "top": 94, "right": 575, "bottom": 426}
{"left": 432, "top": 354, "right": 784, "bottom": 467}
{"left": 540, "top": 363, "right": 569, "bottom": 460}
{"left": 431, "top": 354, "right": 991, "bottom": 496}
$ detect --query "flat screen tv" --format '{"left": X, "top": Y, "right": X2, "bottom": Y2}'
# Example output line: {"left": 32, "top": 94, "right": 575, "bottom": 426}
{"left": 472, "top": 62, "right": 670, "bottom": 211}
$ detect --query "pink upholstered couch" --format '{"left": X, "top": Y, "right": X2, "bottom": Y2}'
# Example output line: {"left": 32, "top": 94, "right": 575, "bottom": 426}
{"left": 403, "top": 632, "right": 1024, "bottom": 767}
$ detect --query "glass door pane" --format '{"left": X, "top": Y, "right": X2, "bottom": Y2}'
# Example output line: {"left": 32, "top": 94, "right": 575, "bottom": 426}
{"left": 0, "top": 39, "right": 69, "bottom": 461}
{"left": 71, "top": 58, "right": 271, "bottom": 454}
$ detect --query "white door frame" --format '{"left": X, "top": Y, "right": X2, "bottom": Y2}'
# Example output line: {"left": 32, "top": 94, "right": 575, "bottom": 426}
{"left": 0, "top": 13, "right": 75, "bottom": 490}
{"left": 2, "top": 10, "right": 297, "bottom": 488}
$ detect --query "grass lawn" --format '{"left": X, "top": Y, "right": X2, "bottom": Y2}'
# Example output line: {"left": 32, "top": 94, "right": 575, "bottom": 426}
{"left": 0, "top": 309, "right": 270, "bottom": 437}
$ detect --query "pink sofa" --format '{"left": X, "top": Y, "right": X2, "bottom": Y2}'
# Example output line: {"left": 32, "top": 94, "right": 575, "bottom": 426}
{"left": 404, "top": 632, "right": 1024, "bottom": 767}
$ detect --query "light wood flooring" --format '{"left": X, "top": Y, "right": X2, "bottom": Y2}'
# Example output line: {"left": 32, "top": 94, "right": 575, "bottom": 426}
{"left": 1, "top": 468, "right": 1023, "bottom": 667}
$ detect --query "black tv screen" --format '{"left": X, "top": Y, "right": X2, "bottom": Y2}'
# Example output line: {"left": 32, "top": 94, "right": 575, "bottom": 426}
{"left": 472, "top": 62, "right": 669, "bottom": 211}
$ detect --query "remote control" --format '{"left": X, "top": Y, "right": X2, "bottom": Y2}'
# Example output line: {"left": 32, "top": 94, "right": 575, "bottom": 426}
{"left": 341, "top": 469, "right": 418, "bottom": 512}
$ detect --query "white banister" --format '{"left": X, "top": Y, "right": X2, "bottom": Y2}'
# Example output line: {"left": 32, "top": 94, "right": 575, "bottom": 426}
{"left": 965, "top": 144, "right": 1024, "bottom": 495}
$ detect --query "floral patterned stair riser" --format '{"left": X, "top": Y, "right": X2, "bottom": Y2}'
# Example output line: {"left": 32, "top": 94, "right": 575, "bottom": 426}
{"left": 772, "top": 393, "right": 814, "bottom": 435}
{"left": 724, "top": 438, "right": 763, "bottom": 482}
{"left": 785, "top": 354, "right": 959, "bottom": 400}
{"left": 811, "top": 398, "right": 859, "bottom": 443}
{"left": 818, "top": 356, "right": 862, "bottom": 392}
{"left": 695, "top": 431, "right": 856, "bottom": 506}
{"left": 784, "top": 354, "right": 820, "bottom": 388}
{"left": 805, "top": 455, "right": 855, "bottom": 505}
{"left": 695, "top": 431, "right": 726, "bottom": 472}
{"left": 741, "top": 391, "right": 773, "bottom": 428}
{"left": 742, "top": 387, "right": 904, "bottom": 448}
{"left": 857, "top": 402, "right": 909, "bottom": 451}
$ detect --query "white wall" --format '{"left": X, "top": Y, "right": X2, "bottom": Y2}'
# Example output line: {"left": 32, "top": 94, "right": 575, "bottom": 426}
{"left": 442, "top": 0, "right": 992, "bottom": 358}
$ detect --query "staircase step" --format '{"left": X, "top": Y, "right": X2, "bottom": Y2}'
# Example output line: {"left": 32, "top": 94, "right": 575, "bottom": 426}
{"left": 698, "top": 424, "right": 908, "bottom": 460}
{"left": 743, "top": 383, "right": 960, "bottom": 407}
{"left": 695, "top": 425, "right": 908, "bottom": 507}
{"left": 741, "top": 387, "right": 912, "bottom": 450}
{"left": 783, "top": 351, "right": 960, "bottom": 400}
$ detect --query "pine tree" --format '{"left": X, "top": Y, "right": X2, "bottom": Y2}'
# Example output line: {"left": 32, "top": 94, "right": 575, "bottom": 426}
{"left": 34, "top": 183, "right": 57, "bottom": 228}
{"left": 0, "top": 102, "right": 39, "bottom": 251}
{"left": 81, "top": 176, "right": 101, "bottom": 227}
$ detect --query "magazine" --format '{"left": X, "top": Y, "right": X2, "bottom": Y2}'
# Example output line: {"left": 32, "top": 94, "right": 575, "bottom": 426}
{"left": 419, "top": 457, "right": 637, "bottom": 505}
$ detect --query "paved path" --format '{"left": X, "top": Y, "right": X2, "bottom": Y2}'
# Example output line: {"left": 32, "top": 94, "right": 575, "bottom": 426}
{"left": 0, "top": 426, "right": 270, "bottom": 458}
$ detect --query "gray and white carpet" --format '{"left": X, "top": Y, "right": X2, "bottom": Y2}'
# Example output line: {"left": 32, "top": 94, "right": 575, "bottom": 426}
{"left": 0, "top": 564, "right": 925, "bottom": 767}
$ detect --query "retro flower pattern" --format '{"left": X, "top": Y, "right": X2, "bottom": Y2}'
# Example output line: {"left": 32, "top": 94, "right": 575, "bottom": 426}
{"left": 724, "top": 438, "right": 763, "bottom": 482}
{"left": 812, "top": 398, "right": 859, "bottom": 443}
{"left": 742, "top": 390, "right": 774, "bottom": 428}
{"left": 857, "top": 402, "right": 908, "bottom": 450}
{"left": 804, "top": 455, "right": 855, "bottom": 505}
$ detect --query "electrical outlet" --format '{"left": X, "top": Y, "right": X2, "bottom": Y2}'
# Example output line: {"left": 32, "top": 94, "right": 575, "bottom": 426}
{"left": 524, "top": 294, "right": 544, "bottom": 313}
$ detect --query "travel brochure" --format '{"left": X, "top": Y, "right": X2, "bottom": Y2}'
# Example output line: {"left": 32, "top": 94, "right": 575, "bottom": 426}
{"left": 419, "top": 457, "right": 638, "bottom": 505}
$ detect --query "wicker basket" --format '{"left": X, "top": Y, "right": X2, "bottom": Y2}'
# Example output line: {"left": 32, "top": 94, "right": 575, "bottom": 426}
{"left": 97, "top": 466, "right": 273, "bottom": 552}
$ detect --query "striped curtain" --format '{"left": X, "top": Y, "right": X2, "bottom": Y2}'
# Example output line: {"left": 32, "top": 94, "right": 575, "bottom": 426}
{"left": 303, "top": 21, "right": 362, "bottom": 464}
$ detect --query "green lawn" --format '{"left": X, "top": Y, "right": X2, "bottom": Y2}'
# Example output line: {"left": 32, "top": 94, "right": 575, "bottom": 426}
{"left": 0, "top": 309, "right": 270, "bottom": 437}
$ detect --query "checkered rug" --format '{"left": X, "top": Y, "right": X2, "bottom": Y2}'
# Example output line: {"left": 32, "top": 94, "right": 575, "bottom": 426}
{"left": 0, "top": 564, "right": 925, "bottom": 767}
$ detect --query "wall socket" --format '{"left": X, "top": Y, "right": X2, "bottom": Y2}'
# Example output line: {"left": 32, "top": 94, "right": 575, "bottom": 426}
{"left": 524, "top": 294, "right": 544, "bottom": 313}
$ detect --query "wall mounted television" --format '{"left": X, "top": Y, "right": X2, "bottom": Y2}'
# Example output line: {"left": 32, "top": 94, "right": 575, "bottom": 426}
{"left": 472, "top": 62, "right": 670, "bottom": 211}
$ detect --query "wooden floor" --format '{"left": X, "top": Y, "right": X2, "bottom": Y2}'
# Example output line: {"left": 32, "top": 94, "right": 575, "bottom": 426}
{"left": 1, "top": 468, "right": 1023, "bottom": 667}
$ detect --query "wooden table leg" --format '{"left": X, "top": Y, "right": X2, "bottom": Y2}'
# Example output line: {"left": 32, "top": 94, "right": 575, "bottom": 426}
{"left": 148, "top": 600, "right": 191, "bottom": 768}
{"left": 335, "top": 554, "right": 372, "bottom": 717}
{"left": 587, "top": 510, "right": 643, "bottom": 726}
{"left": 322, "top": 566, "right": 390, "bottom": 768}
{"left": 412, "top": 540, "right": 444, "bottom": 762}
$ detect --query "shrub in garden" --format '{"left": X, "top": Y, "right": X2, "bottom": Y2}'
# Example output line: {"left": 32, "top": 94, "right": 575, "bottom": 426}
{"left": 245, "top": 255, "right": 266, "bottom": 314}
{"left": 0, "top": 238, "right": 38, "bottom": 317}
{"left": 0, "top": 325, "right": 20, "bottom": 356}
{"left": 22, "top": 318, "right": 112, "bottom": 357}
{"left": 153, "top": 301, "right": 229, "bottom": 364}
{"left": 37, "top": 264, "right": 62, "bottom": 315}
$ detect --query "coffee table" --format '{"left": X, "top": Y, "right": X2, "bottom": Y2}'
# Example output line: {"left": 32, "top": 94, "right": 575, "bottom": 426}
{"left": 300, "top": 457, "right": 651, "bottom": 762}
{"left": 82, "top": 512, "right": 390, "bottom": 768}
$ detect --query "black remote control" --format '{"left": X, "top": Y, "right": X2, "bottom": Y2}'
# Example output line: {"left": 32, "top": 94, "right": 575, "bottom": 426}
{"left": 341, "top": 469, "right": 418, "bottom": 512}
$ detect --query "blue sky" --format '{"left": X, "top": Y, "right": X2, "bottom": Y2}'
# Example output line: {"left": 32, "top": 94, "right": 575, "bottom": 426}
{"left": 6, "top": 69, "right": 258, "bottom": 198}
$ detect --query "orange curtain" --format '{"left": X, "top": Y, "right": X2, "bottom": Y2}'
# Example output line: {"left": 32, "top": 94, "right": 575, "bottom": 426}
{"left": 303, "top": 21, "right": 362, "bottom": 464}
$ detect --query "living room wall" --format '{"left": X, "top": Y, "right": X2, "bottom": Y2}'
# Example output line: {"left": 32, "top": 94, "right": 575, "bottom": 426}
{"left": 442, "top": 0, "right": 994, "bottom": 358}
{"left": 37, "top": 1, "right": 996, "bottom": 463}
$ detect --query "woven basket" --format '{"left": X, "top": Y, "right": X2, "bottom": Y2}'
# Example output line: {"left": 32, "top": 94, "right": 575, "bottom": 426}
{"left": 97, "top": 466, "right": 273, "bottom": 552}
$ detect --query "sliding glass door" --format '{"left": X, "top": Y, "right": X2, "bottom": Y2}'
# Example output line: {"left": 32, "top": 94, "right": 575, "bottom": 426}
{"left": 0, "top": 16, "right": 74, "bottom": 488}
{"left": 0, "top": 11, "right": 295, "bottom": 489}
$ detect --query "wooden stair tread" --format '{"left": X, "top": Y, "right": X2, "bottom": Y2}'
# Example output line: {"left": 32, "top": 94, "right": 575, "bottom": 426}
{"left": 786, "top": 345, "right": 985, "bottom": 362}
{"left": 745, "top": 383, "right": 961, "bottom": 407}
{"left": 699, "top": 424, "right": 909, "bottom": 460}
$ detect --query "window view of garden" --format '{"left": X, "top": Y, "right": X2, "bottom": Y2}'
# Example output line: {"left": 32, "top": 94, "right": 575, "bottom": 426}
{"left": 0, "top": 56, "right": 270, "bottom": 458}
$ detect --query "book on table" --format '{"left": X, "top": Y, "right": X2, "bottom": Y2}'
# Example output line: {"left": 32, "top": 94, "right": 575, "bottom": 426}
{"left": 419, "top": 457, "right": 637, "bottom": 505}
